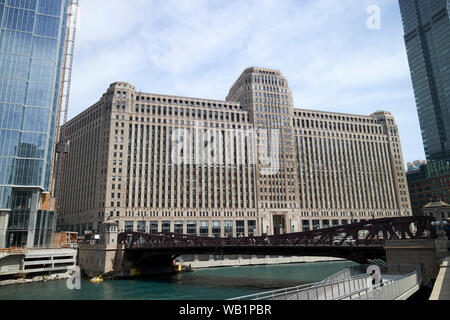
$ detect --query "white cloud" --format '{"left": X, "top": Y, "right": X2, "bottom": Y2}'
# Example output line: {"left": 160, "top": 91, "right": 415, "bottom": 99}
{"left": 69, "top": 0, "right": 425, "bottom": 164}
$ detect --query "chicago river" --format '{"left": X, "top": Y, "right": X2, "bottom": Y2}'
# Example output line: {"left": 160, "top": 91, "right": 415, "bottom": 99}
{"left": 0, "top": 261, "right": 356, "bottom": 300}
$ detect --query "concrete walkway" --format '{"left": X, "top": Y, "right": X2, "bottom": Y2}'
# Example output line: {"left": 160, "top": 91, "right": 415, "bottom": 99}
{"left": 430, "top": 257, "right": 450, "bottom": 300}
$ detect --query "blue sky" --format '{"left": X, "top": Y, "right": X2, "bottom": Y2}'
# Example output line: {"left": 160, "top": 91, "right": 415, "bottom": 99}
{"left": 69, "top": 0, "right": 426, "bottom": 166}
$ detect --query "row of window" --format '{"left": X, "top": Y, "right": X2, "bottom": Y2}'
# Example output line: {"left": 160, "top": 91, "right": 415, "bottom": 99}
{"left": 122, "top": 219, "right": 256, "bottom": 237}
{"left": 293, "top": 118, "right": 383, "bottom": 135}
{"left": 125, "top": 103, "right": 250, "bottom": 123}
{"left": 294, "top": 111, "right": 383, "bottom": 125}
{"left": 68, "top": 217, "right": 386, "bottom": 236}
{"left": 295, "top": 135, "right": 398, "bottom": 210}
{"left": 134, "top": 94, "right": 242, "bottom": 111}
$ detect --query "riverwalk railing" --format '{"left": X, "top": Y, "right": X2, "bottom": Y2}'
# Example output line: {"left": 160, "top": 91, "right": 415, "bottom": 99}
{"left": 0, "top": 246, "right": 72, "bottom": 254}
{"left": 228, "top": 264, "right": 422, "bottom": 300}
{"left": 337, "top": 267, "right": 421, "bottom": 300}
{"left": 228, "top": 273, "right": 371, "bottom": 300}
{"left": 0, "top": 248, "right": 27, "bottom": 260}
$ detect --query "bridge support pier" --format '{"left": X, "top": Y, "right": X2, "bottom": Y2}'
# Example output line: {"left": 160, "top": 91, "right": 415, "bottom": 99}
{"left": 385, "top": 239, "right": 449, "bottom": 287}
{"left": 78, "top": 221, "right": 122, "bottom": 277}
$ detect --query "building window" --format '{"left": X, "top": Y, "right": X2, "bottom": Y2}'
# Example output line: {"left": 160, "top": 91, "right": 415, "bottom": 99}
{"left": 162, "top": 221, "right": 171, "bottom": 233}
{"left": 200, "top": 221, "right": 209, "bottom": 237}
{"left": 212, "top": 221, "right": 221, "bottom": 238}
{"left": 150, "top": 221, "right": 158, "bottom": 234}
{"left": 187, "top": 221, "right": 197, "bottom": 236}
{"left": 302, "top": 220, "right": 310, "bottom": 232}
{"left": 236, "top": 220, "right": 245, "bottom": 236}
{"left": 137, "top": 221, "right": 146, "bottom": 233}
{"left": 174, "top": 221, "right": 183, "bottom": 234}
{"left": 248, "top": 220, "right": 256, "bottom": 237}
{"left": 312, "top": 220, "right": 320, "bottom": 230}
{"left": 124, "top": 221, "right": 134, "bottom": 232}
{"left": 224, "top": 221, "right": 233, "bottom": 237}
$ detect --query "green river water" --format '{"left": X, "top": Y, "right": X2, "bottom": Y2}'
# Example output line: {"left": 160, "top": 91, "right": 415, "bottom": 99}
{"left": 0, "top": 260, "right": 358, "bottom": 300}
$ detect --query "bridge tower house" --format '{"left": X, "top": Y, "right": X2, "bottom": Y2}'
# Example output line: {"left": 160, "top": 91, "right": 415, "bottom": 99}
{"left": 100, "top": 221, "right": 118, "bottom": 246}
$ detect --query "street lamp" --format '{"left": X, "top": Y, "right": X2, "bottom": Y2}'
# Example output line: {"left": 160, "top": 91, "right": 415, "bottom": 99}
{"left": 431, "top": 220, "right": 449, "bottom": 239}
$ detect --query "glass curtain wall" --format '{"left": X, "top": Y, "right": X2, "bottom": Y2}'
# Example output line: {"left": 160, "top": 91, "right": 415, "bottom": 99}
{"left": 0, "top": 0, "right": 70, "bottom": 248}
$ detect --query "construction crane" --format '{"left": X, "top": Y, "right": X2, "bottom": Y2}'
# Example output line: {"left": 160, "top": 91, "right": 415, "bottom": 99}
{"left": 50, "top": 0, "right": 80, "bottom": 231}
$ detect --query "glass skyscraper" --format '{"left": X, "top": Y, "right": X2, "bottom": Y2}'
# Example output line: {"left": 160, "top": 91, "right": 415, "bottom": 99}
{"left": 399, "top": 0, "right": 450, "bottom": 162}
{"left": 0, "top": 0, "right": 71, "bottom": 248}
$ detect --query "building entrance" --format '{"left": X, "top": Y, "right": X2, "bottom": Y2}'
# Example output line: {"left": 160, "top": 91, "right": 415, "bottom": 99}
{"left": 272, "top": 215, "right": 286, "bottom": 235}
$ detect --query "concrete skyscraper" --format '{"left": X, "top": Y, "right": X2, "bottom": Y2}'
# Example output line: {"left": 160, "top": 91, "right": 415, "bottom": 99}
{"left": 398, "top": 0, "right": 450, "bottom": 162}
{"left": 0, "top": 0, "right": 73, "bottom": 248}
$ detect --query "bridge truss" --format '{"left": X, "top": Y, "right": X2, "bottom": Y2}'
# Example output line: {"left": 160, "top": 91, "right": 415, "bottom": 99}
{"left": 118, "top": 216, "right": 439, "bottom": 249}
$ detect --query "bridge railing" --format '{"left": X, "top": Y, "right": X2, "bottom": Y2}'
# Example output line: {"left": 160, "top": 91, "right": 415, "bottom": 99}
{"left": 228, "top": 264, "right": 421, "bottom": 301}
{"left": 337, "top": 266, "right": 422, "bottom": 300}
{"left": 119, "top": 216, "right": 438, "bottom": 250}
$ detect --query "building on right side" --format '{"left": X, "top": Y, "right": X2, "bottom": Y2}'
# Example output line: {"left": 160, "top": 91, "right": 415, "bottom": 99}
{"left": 399, "top": 0, "right": 450, "bottom": 213}
{"left": 398, "top": 0, "right": 450, "bottom": 162}
{"left": 407, "top": 159, "right": 450, "bottom": 215}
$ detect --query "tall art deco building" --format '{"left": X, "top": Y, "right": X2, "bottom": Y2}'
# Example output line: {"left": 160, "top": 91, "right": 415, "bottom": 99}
{"left": 58, "top": 67, "right": 412, "bottom": 237}
{"left": 0, "top": 0, "right": 72, "bottom": 248}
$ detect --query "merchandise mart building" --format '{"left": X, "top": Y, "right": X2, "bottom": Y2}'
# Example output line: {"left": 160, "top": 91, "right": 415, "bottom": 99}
{"left": 0, "top": 0, "right": 71, "bottom": 248}
{"left": 58, "top": 67, "right": 412, "bottom": 237}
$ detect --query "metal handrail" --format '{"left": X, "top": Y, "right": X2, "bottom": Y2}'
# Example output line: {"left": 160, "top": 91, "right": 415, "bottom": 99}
{"left": 333, "top": 268, "right": 421, "bottom": 300}
{"left": 319, "top": 266, "right": 359, "bottom": 283}
{"left": 228, "top": 264, "right": 422, "bottom": 300}
{"left": 282, "top": 275, "right": 371, "bottom": 301}
{"left": 267, "top": 275, "right": 370, "bottom": 301}
{"left": 227, "top": 283, "right": 317, "bottom": 301}
{"left": 228, "top": 272, "right": 370, "bottom": 300}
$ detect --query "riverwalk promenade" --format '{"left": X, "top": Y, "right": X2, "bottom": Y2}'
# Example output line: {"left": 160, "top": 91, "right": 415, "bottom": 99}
{"left": 430, "top": 257, "right": 450, "bottom": 300}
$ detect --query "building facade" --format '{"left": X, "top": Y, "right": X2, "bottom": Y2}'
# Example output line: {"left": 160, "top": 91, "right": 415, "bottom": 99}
{"left": 58, "top": 68, "right": 412, "bottom": 237}
{"left": 423, "top": 199, "right": 450, "bottom": 221}
{"left": 407, "top": 160, "right": 450, "bottom": 215}
{"left": 0, "top": 0, "right": 71, "bottom": 248}
{"left": 398, "top": 0, "right": 450, "bottom": 162}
